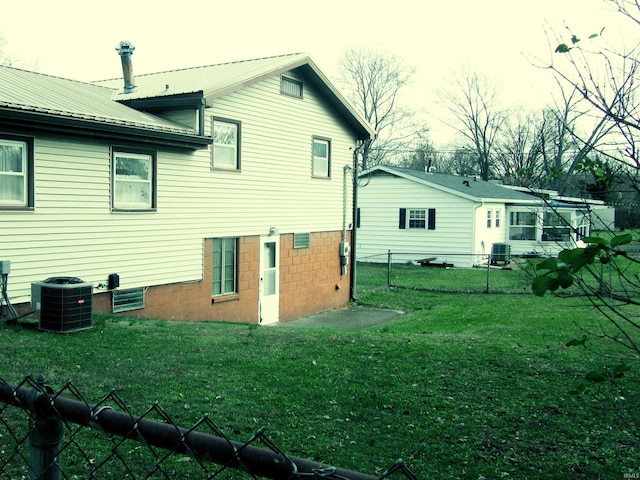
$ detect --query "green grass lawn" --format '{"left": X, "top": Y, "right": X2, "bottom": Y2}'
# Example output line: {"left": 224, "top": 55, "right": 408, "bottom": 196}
{"left": 1, "top": 285, "right": 639, "bottom": 478}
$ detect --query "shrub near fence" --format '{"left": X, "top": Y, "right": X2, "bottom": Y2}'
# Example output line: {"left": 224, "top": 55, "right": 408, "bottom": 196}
{"left": 356, "top": 253, "right": 538, "bottom": 294}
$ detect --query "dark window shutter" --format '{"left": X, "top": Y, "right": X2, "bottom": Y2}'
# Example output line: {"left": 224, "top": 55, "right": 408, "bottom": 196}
{"left": 399, "top": 208, "right": 406, "bottom": 229}
{"left": 428, "top": 208, "right": 436, "bottom": 230}
{"left": 356, "top": 208, "right": 361, "bottom": 228}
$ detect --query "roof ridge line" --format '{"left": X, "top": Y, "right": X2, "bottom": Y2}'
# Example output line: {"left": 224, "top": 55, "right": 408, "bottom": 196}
{"left": 94, "top": 51, "right": 308, "bottom": 82}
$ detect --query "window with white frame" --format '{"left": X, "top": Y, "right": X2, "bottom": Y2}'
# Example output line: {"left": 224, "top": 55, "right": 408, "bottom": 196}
{"left": 112, "top": 149, "right": 156, "bottom": 211}
{"left": 212, "top": 237, "right": 238, "bottom": 296}
{"left": 487, "top": 209, "right": 492, "bottom": 228}
{"left": 399, "top": 208, "right": 436, "bottom": 230}
{"left": 312, "top": 137, "right": 331, "bottom": 177}
{"left": 410, "top": 209, "right": 427, "bottom": 229}
{"left": 509, "top": 211, "right": 537, "bottom": 240}
{"left": 495, "top": 209, "right": 501, "bottom": 228}
{"left": 0, "top": 136, "right": 33, "bottom": 209}
{"left": 212, "top": 118, "right": 240, "bottom": 170}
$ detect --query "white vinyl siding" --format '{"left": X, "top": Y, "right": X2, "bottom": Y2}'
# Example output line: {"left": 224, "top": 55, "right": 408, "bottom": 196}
{"left": 207, "top": 73, "right": 355, "bottom": 233}
{"left": 156, "top": 109, "right": 199, "bottom": 130}
{"left": 357, "top": 175, "right": 474, "bottom": 263}
{"left": 2, "top": 71, "right": 358, "bottom": 303}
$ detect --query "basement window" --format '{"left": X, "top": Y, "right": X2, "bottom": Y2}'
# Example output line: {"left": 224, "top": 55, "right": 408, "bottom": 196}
{"left": 112, "top": 287, "right": 146, "bottom": 313}
{"left": 294, "top": 233, "right": 310, "bottom": 249}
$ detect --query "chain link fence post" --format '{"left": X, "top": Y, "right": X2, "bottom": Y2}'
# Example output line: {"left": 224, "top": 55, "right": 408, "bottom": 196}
{"left": 27, "top": 375, "right": 63, "bottom": 480}
{"left": 486, "top": 255, "right": 491, "bottom": 293}
{"left": 387, "top": 250, "right": 392, "bottom": 287}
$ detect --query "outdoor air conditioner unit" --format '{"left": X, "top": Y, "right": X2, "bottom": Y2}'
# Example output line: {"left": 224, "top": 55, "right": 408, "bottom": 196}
{"left": 491, "top": 243, "right": 511, "bottom": 264}
{"left": 32, "top": 277, "right": 93, "bottom": 333}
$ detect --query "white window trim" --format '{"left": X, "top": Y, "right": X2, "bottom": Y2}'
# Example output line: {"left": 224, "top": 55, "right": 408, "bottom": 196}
{"left": 0, "top": 138, "right": 28, "bottom": 207}
{"left": 312, "top": 137, "right": 331, "bottom": 178}
{"left": 112, "top": 149, "right": 156, "bottom": 211}
{"left": 409, "top": 209, "right": 427, "bottom": 229}
{"left": 212, "top": 118, "right": 240, "bottom": 171}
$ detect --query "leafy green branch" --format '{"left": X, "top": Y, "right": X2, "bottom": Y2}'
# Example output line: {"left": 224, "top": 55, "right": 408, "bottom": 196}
{"left": 532, "top": 233, "right": 639, "bottom": 394}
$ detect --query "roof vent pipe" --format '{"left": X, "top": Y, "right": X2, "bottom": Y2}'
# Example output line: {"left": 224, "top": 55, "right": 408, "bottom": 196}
{"left": 115, "top": 41, "right": 136, "bottom": 93}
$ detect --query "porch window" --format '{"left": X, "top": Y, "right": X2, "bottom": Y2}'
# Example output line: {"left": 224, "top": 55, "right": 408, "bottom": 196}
{"left": 542, "top": 211, "right": 572, "bottom": 242}
{"left": 212, "top": 237, "right": 238, "bottom": 296}
{"left": 212, "top": 118, "right": 240, "bottom": 170}
{"left": 312, "top": 137, "right": 331, "bottom": 178}
{"left": 0, "top": 136, "right": 34, "bottom": 209}
{"left": 112, "top": 149, "right": 156, "bottom": 211}
{"left": 509, "top": 211, "right": 537, "bottom": 241}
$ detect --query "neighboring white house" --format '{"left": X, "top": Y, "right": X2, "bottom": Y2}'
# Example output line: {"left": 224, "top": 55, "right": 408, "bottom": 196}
{"left": 0, "top": 48, "right": 374, "bottom": 324}
{"left": 356, "top": 166, "right": 611, "bottom": 266}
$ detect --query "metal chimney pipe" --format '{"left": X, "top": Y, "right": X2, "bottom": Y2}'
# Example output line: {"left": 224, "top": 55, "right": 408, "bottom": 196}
{"left": 115, "top": 41, "right": 136, "bottom": 93}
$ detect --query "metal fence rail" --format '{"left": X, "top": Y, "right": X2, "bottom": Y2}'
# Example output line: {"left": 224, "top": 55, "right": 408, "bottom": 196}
{"left": 0, "top": 375, "right": 418, "bottom": 480}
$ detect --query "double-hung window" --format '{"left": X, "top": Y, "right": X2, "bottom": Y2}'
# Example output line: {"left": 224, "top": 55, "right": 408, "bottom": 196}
{"left": 112, "top": 149, "right": 156, "bottom": 211}
{"left": 409, "top": 209, "right": 426, "bottom": 229}
{"left": 312, "top": 137, "right": 331, "bottom": 178}
{"left": 212, "top": 237, "right": 238, "bottom": 296}
{"left": 0, "top": 136, "right": 34, "bottom": 209}
{"left": 487, "top": 209, "right": 492, "bottom": 228}
{"left": 495, "top": 209, "right": 501, "bottom": 228}
{"left": 399, "top": 208, "right": 436, "bottom": 230}
{"left": 212, "top": 118, "right": 240, "bottom": 170}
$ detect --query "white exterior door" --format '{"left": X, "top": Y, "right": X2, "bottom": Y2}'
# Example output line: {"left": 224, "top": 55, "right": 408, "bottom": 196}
{"left": 259, "top": 235, "right": 280, "bottom": 324}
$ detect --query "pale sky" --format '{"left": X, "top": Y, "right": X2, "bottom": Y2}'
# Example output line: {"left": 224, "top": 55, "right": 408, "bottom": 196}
{"left": 0, "top": 0, "right": 633, "bottom": 144}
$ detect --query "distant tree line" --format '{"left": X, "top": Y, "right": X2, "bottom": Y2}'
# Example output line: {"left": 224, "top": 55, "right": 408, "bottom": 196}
{"left": 338, "top": 2, "right": 640, "bottom": 227}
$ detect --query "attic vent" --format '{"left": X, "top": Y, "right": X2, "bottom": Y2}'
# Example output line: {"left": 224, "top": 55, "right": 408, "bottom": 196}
{"left": 294, "top": 232, "right": 310, "bottom": 249}
{"left": 112, "top": 287, "right": 145, "bottom": 313}
{"left": 281, "top": 76, "right": 303, "bottom": 98}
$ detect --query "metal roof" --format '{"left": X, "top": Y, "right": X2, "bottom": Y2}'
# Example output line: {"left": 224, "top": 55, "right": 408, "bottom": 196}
{"left": 0, "top": 66, "right": 204, "bottom": 136}
{"left": 364, "top": 166, "right": 540, "bottom": 203}
{"left": 96, "top": 53, "right": 375, "bottom": 140}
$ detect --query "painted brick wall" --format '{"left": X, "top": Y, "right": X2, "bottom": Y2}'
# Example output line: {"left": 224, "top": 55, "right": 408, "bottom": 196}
{"left": 279, "top": 231, "right": 351, "bottom": 322}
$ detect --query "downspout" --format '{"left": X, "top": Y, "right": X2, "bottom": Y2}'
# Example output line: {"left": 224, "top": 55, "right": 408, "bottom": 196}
{"left": 198, "top": 97, "right": 206, "bottom": 136}
{"left": 349, "top": 140, "right": 368, "bottom": 301}
{"left": 473, "top": 201, "right": 485, "bottom": 258}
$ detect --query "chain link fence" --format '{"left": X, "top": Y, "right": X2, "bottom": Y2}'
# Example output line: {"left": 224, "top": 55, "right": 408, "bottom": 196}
{"left": 356, "top": 252, "right": 540, "bottom": 294}
{"left": 356, "top": 250, "right": 640, "bottom": 297}
{"left": 0, "top": 375, "right": 418, "bottom": 480}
